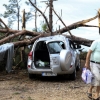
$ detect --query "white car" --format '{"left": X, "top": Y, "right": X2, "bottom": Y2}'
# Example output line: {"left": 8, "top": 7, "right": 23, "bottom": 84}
{"left": 27, "top": 35, "right": 81, "bottom": 80}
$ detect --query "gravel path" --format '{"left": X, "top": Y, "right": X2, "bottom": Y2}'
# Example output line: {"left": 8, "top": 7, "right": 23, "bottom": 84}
{"left": 0, "top": 60, "right": 95, "bottom": 100}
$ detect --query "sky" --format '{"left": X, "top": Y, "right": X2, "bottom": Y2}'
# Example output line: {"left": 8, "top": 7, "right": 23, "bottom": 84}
{"left": 0, "top": 0, "right": 100, "bottom": 50}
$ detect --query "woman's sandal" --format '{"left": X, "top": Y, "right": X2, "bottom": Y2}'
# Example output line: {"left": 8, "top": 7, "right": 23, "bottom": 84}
{"left": 92, "top": 97, "right": 100, "bottom": 100}
{"left": 86, "top": 92, "right": 92, "bottom": 99}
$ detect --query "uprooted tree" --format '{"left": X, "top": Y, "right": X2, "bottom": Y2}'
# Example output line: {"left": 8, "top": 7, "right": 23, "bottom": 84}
{"left": 0, "top": 0, "right": 100, "bottom": 70}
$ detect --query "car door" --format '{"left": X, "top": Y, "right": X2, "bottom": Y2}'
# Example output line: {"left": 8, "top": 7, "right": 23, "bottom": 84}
{"left": 46, "top": 41, "right": 72, "bottom": 72}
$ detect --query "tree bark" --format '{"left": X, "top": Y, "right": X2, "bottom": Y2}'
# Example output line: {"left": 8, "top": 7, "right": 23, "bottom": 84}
{"left": 53, "top": 15, "right": 98, "bottom": 34}
{"left": 49, "top": 0, "right": 53, "bottom": 35}
{"left": 0, "top": 3, "right": 99, "bottom": 48}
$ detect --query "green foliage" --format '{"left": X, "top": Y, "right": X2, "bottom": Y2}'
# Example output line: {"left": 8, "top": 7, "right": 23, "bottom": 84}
{"left": 13, "top": 46, "right": 31, "bottom": 69}
{"left": 14, "top": 51, "right": 20, "bottom": 65}
{"left": 1, "top": 0, "right": 34, "bottom": 29}
{"left": 41, "top": 23, "right": 48, "bottom": 32}
{"left": 0, "top": 32, "right": 4, "bottom": 37}
{"left": 25, "top": 12, "right": 33, "bottom": 22}
{"left": 0, "top": 61, "right": 6, "bottom": 71}
{"left": 1, "top": 0, "right": 21, "bottom": 29}
{"left": 32, "top": 28, "right": 37, "bottom": 32}
{"left": 0, "top": 51, "right": 7, "bottom": 71}
{"left": 27, "top": 96, "right": 34, "bottom": 100}
{"left": 8, "top": 20, "right": 14, "bottom": 28}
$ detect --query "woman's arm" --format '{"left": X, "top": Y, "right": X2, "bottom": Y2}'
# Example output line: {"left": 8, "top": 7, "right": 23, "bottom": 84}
{"left": 85, "top": 50, "right": 92, "bottom": 69}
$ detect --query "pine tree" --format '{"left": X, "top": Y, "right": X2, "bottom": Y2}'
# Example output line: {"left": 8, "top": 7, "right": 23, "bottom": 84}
{"left": 2, "top": 0, "right": 21, "bottom": 30}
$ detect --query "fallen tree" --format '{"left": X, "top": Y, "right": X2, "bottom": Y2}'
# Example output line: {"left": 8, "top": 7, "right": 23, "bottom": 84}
{"left": 0, "top": 0, "right": 100, "bottom": 70}
{"left": 0, "top": 1, "right": 99, "bottom": 47}
{"left": 0, "top": 14, "right": 97, "bottom": 47}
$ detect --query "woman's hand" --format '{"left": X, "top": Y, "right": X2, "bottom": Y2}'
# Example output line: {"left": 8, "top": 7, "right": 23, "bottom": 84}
{"left": 84, "top": 63, "right": 90, "bottom": 70}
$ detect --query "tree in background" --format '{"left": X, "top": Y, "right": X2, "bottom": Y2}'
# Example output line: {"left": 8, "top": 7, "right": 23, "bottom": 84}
{"left": 0, "top": 0, "right": 99, "bottom": 70}
{"left": 25, "top": 0, "right": 40, "bottom": 32}
{"left": 1, "top": 0, "right": 21, "bottom": 30}
{"left": 41, "top": 23, "right": 48, "bottom": 32}
{"left": 1, "top": 0, "right": 35, "bottom": 30}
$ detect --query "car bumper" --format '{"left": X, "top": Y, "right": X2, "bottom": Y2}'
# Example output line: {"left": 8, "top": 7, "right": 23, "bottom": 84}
{"left": 28, "top": 68, "right": 52, "bottom": 74}
{"left": 28, "top": 65, "right": 75, "bottom": 75}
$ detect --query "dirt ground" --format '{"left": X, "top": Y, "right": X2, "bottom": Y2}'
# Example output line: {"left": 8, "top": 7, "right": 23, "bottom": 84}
{"left": 0, "top": 60, "right": 96, "bottom": 100}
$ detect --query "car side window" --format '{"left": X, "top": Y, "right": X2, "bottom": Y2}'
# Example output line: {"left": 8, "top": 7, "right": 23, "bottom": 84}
{"left": 47, "top": 42, "right": 62, "bottom": 54}
{"left": 59, "top": 42, "right": 65, "bottom": 49}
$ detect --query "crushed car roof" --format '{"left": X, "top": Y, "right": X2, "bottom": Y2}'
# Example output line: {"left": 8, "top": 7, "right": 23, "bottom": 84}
{"left": 38, "top": 35, "right": 68, "bottom": 41}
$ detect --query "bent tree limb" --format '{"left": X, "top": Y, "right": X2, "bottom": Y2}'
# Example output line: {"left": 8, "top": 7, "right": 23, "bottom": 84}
{"left": 13, "top": 32, "right": 52, "bottom": 48}
{"left": 63, "top": 34, "right": 93, "bottom": 46}
{"left": 98, "top": 9, "right": 100, "bottom": 34}
{"left": 53, "top": 15, "right": 98, "bottom": 34}
{"left": 28, "top": 0, "right": 51, "bottom": 33}
{"left": 13, "top": 34, "right": 43, "bottom": 47}
{"left": 0, "top": 13, "right": 99, "bottom": 47}
{"left": 0, "top": 18, "right": 9, "bottom": 30}
{"left": 0, "top": 30, "right": 41, "bottom": 45}
{"left": 52, "top": 8, "right": 73, "bottom": 37}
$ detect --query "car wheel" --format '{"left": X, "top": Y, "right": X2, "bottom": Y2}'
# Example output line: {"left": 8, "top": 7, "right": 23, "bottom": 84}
{"left": 28, "top": 73, "right": 36, "bottom": 79}
{"left": 70, "top": 69, "right": 76, "bottom": 80}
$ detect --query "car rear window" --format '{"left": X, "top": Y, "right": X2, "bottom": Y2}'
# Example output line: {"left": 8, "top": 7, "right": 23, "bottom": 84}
{"left": 47, "top": 41, "right": 63, "bottom": 54}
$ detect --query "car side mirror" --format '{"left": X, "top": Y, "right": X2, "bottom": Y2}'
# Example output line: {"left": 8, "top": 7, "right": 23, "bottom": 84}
{"left": 75, "top": 44, "right": 81, "bottom": 49}
{"left": 79, "top": 48, "right": 84, "bottom": 52}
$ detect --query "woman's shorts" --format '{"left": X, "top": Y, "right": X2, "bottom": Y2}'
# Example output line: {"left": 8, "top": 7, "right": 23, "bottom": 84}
{"left": 90, "top": 62, "right": 100, "bottom": 86}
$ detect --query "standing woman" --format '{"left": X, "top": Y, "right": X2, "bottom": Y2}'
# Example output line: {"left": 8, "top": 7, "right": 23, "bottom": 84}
{"left": 85, "top": 39, "right": 100, "bottom": 100}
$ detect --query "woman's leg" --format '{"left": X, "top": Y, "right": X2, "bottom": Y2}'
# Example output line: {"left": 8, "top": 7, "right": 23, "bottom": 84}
{"left": 88, "top": 85, "right": 94, "bottom": 93}
{"left": 93, "top": 86, "right": 100, "bottom": 99}
{"left": 91, "top": 63, "right": 100, "bottom": 99}
{"left": 96, "top": 86, "right": 100, "bottom": 97}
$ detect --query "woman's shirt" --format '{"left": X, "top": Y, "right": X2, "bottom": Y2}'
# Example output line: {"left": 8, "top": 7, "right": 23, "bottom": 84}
{"left": 90, "top": 39, "right": 100, "bottom": 62}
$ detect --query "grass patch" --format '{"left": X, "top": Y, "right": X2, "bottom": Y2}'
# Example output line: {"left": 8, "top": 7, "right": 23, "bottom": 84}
{"left": 27, "top": 96, "right": 34, "bottom": 100}
{"left": 13, "top": 92, "right": 21, "bottom": 95}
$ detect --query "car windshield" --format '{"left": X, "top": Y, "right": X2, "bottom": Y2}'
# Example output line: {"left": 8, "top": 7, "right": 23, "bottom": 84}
{"left": 47, "top": 42, "right": 63, "bottom": 54}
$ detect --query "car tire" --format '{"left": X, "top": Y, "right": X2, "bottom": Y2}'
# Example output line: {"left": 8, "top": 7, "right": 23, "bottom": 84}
{"left": 70, "top": 69, "right": 76, "bottom": 80}
{"left": 28, "top": 73, "right": 36, "bottom": 79}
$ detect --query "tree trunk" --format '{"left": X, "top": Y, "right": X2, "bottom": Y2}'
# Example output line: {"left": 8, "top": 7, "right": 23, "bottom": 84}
{"left": 49, "top": 0, "right": 53, "bottom": 35}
